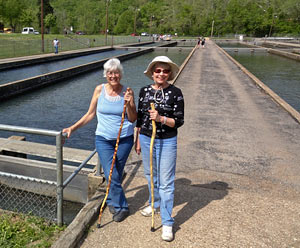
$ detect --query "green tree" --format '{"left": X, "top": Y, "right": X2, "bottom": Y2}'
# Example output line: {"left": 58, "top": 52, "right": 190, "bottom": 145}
{"left": 114, "top": 9, "right": 134, "bottom": 34}
{"left": 0, "top": 0, "right": 25, "bottom": 31}
{"left": 44, "top": 13, "right": 56, "bottom": 33}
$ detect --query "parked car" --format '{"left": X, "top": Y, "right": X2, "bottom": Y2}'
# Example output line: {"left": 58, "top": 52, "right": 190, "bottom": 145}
{"left": 75, "top": 31, "right": 85, "bottom": 35}
{"left": 163, "top": 34, "right": 172, "bottom": 41}
{"left": 22, "top": 27, "right": 38, "bottom": 34}
{"left": 4, "top": 28, "right": 12, "bottom": 33}
{"left": 141, "top": 32, "right": 149, "bottom": 36}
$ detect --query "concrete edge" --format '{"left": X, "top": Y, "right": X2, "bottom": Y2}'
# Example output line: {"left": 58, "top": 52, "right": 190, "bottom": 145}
{"left": 263, "top": 40, "right": 300, "bottom": 49}
{"left": 0, "top": 47, "right": 114, "bottom": 71}
{"left": 51, "top": 190, "right": 105, "bottom": 248}
{"left": 267, "top": 48, "right": 300, "bottom": 61}
{"left": 214, "top": 42, "right": 300, "bottom": 124}
{"left": 172, "top": 44, "right": 198, "bottom": 85}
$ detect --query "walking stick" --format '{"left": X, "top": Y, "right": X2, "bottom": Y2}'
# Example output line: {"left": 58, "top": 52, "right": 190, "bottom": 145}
{"left": 97, "top": 101, "right": 127, "bottom": 229}
{"left": 150, "top": 102, "right": 156, "bottom": 232}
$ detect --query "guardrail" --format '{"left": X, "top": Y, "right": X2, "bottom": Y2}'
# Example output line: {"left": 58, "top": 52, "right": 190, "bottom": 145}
{"left": 0, "top": 124, "right": 97, "bottom": 226}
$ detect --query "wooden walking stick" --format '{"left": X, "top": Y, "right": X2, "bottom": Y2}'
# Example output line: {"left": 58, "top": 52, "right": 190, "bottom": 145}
{"left": 150, "top": 102, "right": 156, "bottom": 232}
{"left": 97, "top": 101, "right": 127, "bottom": 229}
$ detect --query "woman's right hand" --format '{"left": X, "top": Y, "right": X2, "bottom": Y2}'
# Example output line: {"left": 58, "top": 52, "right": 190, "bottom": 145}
{"left": 135, "top": 140, "right": 141, "bottom": 155}
{"left": 62, "top": 127, "right": 72, "bottom": 138}
{"left": 135, "top": 128, "right": 141, "bottom": 155}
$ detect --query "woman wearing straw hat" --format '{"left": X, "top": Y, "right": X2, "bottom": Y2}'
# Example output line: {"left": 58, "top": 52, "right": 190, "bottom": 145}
{"left": 135, "top": 56, "right": 184, "bottom": 241}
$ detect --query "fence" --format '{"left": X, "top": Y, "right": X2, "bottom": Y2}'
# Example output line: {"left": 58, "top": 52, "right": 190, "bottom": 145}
{"left": 0, "top": 35, "right": 152, "bottom": 59}
{"left": 0, "top": 124, "right": 98, "bottom": 226}
{"left": 0, "top": 172, "right": 57, "bottom": 221}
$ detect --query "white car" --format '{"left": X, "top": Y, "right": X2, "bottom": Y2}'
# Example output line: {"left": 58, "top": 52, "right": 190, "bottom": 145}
{"left": 22, "top": 27, "right": 39, "bottom": 34}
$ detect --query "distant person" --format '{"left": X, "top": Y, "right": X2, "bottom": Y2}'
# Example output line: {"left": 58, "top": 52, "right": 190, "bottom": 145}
{"left": 63, "top": 58, "right": 137, "bottom": 223}
{"left": 197, "top": 37, "right": 201, "bottom": 48}
{"left": 53, "top": 38, "right": 60, "bottom": 54}
{"left": 201, "top": 37, "right": 206, "bottom": 48}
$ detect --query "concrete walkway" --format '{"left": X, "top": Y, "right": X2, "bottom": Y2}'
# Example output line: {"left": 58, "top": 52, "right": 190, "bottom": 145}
{"left": 75, "top": 40, "right": 300, "bottom": 247}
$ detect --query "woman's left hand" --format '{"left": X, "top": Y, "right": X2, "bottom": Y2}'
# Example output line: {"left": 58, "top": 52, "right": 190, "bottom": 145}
{"left": 148, "top": 108, "right": 161, "bottom": 122}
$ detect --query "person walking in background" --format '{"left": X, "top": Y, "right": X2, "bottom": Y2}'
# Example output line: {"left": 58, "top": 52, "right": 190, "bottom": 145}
{"left": 63, "top": 58, "right": 137, "bottom": 222}
{"left": 197, "top": 37, "right": 201, "bottom": 48}
{"left": 53, "top": 38, "right": 60, "bottom": 54}
{"left": 201, "top": 37, "right": 206, "bottom": 48}
{"left": 135, "top": 56, "right": 184, "bottom": 242}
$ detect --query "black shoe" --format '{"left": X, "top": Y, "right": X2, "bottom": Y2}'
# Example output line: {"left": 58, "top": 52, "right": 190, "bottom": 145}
{"left": 108, "top": 205, "right": 116, "bottom": 214}
{"left": 113, "top": 210, "right": 129, "bottom": 222}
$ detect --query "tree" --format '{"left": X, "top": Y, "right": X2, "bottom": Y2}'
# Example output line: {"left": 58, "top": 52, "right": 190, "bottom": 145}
{"left": 114, "top": 9, "right": 134, "bottom": 34}
{"left": 44, "top": 13, "right": 56, "bottom": 33}
{"left": 0, "top": 0, "right": 25, "bottom": 31}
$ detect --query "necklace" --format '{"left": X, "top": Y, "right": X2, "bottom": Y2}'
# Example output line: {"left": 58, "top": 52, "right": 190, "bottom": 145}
{"left": 153, "top": 86, "right": 164, "bottom": 104}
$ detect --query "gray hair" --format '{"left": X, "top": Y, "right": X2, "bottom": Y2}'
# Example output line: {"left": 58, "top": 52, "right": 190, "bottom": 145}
{"left": 103, "top": 58, "right": 123, "bottom": 77}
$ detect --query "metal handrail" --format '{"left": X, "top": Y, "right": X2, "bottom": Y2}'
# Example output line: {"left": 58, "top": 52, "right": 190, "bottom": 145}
{"left": 0, "top": 124, "right": 65, "bottom": 225}
{"left": 63, "top": 149, "right": 97, "bottom": 189}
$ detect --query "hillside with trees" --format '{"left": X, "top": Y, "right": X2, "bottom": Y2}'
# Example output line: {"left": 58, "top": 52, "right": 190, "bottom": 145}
{"left": 0, "top": 0, "right": 299, "bottom": 37}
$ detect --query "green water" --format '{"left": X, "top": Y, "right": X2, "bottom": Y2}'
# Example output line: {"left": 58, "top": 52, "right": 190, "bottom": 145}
{"left": 228, "top": 51, "right": 300, "bottom": 113}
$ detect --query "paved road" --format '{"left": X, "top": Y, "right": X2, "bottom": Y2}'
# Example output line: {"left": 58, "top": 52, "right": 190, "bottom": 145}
{"left": 77, "top": 40, "right": 300, "bottom": 248}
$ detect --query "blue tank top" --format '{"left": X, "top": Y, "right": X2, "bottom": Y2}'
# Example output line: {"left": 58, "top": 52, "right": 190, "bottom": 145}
{"left": 95, "top": 84, "right": 134, "bottom": 140}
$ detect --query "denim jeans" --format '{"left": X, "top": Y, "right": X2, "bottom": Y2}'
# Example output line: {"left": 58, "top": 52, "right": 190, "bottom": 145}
{"left": 95, "top": 135, "right": 133, "bottom": 212}
{"left": 54, "top": 45, "right": 58, "bottom": 54}
{"left": 139, "top": 134, "right": 177, "bottom": 226}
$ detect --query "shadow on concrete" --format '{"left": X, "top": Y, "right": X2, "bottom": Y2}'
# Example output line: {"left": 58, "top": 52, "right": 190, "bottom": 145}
{"left": 123, "top": 159, "right": 143, "bottom": 190}
{"left": 125, "top": 176, "right": 231, "bottom": 233}
{"left": 173, "top": 178, "right": 231, "bottom": 233}
{"left": 126, "top": 183, "right": 149, "bottom": 215}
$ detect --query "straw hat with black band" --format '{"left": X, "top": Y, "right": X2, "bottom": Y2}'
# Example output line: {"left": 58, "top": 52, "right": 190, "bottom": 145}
{"left": 144, "top": 56, "right": 179, "bottom": 81}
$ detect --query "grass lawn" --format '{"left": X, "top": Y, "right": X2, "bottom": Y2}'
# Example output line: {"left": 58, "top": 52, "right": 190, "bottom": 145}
{"left": 0, "top": 34, "right": 150, "bottom": 59}
{"left": 0, "top": 210, "right": 66, "bottom": 248}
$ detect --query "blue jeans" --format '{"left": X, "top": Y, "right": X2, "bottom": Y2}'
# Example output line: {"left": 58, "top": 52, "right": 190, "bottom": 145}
{"left": 54, "top": 45, "right": 58, "bottom": 54}
{"left": 139, "top": 134, "right": 177, "bottom": 226}
{"left": 95, "top": 135, "right": 133, "bottom": 212}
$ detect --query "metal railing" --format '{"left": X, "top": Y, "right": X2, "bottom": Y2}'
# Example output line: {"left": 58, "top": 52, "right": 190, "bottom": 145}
{"left": 0, "top": 124, "right": 97, "bottom": 226}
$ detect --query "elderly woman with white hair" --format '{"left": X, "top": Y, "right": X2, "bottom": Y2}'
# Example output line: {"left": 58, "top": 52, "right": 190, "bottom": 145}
{"left": 135, "top": 56, "right": 184, "bottom": 241}
{"left": 63, "top": 58, "right": 137, "bottom": 222}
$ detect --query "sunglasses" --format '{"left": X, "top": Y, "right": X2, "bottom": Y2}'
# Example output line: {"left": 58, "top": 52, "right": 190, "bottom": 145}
{"left": 153, "top": 68, "right": 171, "bottom": 74}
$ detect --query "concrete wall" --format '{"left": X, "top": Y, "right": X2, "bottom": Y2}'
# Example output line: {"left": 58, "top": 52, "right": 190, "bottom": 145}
{"left": 268, "top": 48, "right": 300, "bottom": 62}
{"left": 0, "top": 155, "right": 94, "bottom": 204}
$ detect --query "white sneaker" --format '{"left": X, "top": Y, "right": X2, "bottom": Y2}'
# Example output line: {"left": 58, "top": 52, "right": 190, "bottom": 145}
{"left": 161, "top": 225, "right": 173, "bottom": 242}
{"left": 140, "top": 205, "right": 159, "bottom": 217}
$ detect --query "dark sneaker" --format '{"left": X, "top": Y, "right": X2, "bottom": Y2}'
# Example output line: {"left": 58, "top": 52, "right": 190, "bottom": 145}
{"left": 113, "top": 210, "right": 129, "bottom": 222}
{"left": 108, "top": 205, "right": 116, "bottom": 214}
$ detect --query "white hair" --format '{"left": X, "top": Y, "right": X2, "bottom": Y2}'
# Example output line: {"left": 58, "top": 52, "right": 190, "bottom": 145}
{"left": 103, "top": 58, "right": 123, "bottom": 77}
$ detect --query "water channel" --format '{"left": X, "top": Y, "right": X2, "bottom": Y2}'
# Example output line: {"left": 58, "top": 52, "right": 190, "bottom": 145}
{"left": 0, "top": 49, "right": 137, "bottom": 84}
{"left": 218, "top": 42, "right": 300, "bottom": 113}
